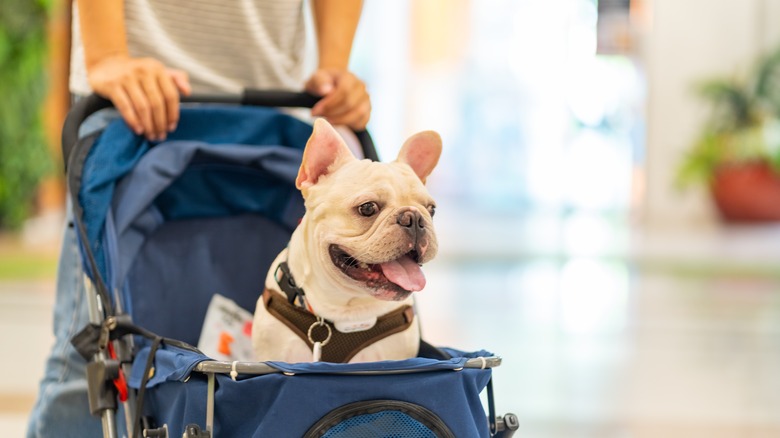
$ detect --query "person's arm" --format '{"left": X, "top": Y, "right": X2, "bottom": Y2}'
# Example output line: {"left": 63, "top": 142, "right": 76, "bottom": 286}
{"left": 311, "top": 0, "right": 361, "bottom": 70}
{"left": 78, "top": 0, "right": 190, "bottom": 140}
{"left": 306, "top": 0, "right": 371, "bottom": 130}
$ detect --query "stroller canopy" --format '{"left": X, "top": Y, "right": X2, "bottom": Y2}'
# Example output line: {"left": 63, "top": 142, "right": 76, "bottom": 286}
{"left": 70, "top": 106, "right": 313, "bottom": 344}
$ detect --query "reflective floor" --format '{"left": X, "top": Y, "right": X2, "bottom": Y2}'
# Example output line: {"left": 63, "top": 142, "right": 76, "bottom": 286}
{"left": 416, "top": 210, "right": 780, "bottom": 437}
{"left": 3, "top": 210, "right": 780, "bottom": 437}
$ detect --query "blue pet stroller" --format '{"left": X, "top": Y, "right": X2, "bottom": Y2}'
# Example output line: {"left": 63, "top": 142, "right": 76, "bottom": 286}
{"left": 62, "top": 91, "right": 519, "bottom": 438}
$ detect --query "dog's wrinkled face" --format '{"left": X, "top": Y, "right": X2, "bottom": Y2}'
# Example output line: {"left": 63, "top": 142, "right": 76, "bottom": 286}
{"left": 311, "top": 160, "right": 438, "bottom": 302}
{"left": 296, "top": 120, "right": 442, "bottom": 302}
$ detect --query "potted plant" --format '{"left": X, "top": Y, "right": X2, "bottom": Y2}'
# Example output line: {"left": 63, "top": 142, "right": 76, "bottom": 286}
{"left": 677, "top": 47, "right": 780, "bottom": 222}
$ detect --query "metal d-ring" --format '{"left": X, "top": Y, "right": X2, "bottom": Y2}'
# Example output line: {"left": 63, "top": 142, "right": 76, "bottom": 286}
{"left": 307, "top": 317, "right": 332, "bottom": 346}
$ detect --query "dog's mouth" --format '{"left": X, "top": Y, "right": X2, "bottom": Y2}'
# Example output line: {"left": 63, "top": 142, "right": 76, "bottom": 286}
{"left": 329, "top": 245, "right": 426, "bottom": 300}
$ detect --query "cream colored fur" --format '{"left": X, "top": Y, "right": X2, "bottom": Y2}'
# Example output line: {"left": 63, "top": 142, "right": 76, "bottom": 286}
{"left": 252, "top": 119, "right": 442, "bottom": 363}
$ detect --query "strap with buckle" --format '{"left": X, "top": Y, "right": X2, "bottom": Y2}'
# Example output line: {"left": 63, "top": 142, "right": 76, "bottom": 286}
{"left": 275, "top": 261, "right": 305, "bottom": 305}
{"left": 262, "top": 289, "right": 415, "bottom": 363}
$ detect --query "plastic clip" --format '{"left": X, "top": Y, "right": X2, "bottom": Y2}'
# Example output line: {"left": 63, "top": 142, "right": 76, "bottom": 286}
{"left": 230, "top": 361, "right": 239, "bottom": 381}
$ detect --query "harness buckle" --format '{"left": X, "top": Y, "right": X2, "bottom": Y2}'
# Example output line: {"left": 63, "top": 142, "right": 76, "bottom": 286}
{"left": 275, "top": 261, "right": 305, "bottom": 305}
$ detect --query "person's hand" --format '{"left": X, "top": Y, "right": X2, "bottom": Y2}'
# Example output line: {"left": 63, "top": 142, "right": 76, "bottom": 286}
{"left": 87, "top": 55, "right": 192, "bottom": 140}
{"left": 305, "top": 69, "right": 371, "bottom": 131}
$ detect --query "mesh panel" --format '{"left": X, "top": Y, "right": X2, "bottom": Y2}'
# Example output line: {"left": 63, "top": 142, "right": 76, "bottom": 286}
{"left": 321, "top": 411, "right": 437, "bottom": 438}
{"left": 305, "top": 400, "right": 454, "bottom": 438}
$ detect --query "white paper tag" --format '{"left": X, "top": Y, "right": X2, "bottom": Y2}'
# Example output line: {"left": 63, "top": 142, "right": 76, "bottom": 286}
{"left": 334, "top": 317, "right": 378, "bottom": 333}
{"left": 197, "top": 294, "right": 254, "bottom": 361}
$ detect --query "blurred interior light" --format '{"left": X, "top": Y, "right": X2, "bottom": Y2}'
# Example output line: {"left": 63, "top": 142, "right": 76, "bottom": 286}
{"left": 559, "top": 258, "right": 630, "bottom": 335}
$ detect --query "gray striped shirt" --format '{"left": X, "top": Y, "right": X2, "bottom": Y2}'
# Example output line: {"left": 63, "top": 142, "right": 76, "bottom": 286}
{"left": 70, "top": 0, "right": 316, "bottom": 95}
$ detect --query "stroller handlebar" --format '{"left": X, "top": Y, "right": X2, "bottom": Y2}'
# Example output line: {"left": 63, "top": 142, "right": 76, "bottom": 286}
{"left": 181, "top": 89, "right": 321, "bottom": 107}
{"left": 61, "top": 90, "right": 377, "bottom": 170}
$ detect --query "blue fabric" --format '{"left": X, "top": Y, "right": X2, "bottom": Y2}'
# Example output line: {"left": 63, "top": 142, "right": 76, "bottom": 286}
{"left": 78, "top": 106, "right": 312, "bottom": 287}
{"left": 103, "top": 138, "right": 305, "bottom": 342}
{"left": 264, "top": 347, "right": 492, "bottom": 374}
{"left": 129, "top": 345, "right": 493, "bottom": 438}
{"left": 131, "top": 345, "right": 211, "bottom": 388}
{"left": 111, "top": 141, "right": 304, "bottom": 289}
{"left": 125, "top": 214, "right": 292, "bottom": 345}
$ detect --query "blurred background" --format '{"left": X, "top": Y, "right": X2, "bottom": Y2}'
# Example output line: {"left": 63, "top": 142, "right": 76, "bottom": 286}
{"left": 3, "top": 0, "right": 780, "bottom": 436}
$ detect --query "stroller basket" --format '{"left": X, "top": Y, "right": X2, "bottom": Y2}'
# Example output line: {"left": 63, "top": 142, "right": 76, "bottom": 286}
{"left": 126, "top": 343, "right": 507, "bottom": 437}
{"left": 63, "top": 91, "right": 518, "bottom": 438}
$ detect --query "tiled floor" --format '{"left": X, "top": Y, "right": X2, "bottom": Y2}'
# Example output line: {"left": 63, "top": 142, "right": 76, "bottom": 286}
{"left": 418, "top": 264, "right": 780, "bottom": 437}
{"left": 0, "top": 280, "right": 55, "bottom": 437}
{"left": 416, "top": 211, "right": 780, "bottom": 437}
{"left": 3, "top": 210, "right": 780, "bottom": 437}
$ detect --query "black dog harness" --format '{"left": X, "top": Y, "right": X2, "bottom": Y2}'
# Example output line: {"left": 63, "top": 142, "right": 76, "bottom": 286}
{"left": 263, "top": 262, "right": 415, "bottom": 363}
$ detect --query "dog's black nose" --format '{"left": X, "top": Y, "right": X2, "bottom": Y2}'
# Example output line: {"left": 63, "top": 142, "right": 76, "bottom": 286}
{"left": 397, "top": 210, "right": 425, "bottom": 231}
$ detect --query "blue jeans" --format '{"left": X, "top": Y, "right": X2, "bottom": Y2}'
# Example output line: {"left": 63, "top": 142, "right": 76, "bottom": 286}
{"left": 27, "top": 109, "right": 120, "bottom": 438}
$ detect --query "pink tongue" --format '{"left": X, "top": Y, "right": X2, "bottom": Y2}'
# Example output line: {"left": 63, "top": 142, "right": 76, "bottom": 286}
{"left": 379, "top": 255, "right": 426, "bottom": 292}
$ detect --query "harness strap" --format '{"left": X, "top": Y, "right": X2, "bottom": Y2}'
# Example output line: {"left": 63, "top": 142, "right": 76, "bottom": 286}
{"left": 262, "top": 289, "right": 415, "bottom": 363}
{"left": 275, "top": 261, "right": 306, "bottom": 305}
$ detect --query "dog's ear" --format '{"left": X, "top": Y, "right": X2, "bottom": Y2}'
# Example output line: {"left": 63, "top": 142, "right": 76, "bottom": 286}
{"left": 297, "top": 119, "right": 356, "bottom": 191}
{"left": 396, "top": 131, "right": 442, "bottom": 183}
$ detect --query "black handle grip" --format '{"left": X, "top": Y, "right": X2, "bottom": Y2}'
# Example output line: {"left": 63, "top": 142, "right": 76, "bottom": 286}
{"left": 61, "top": 90, "right": 377, "bottom": 169}
{"left": 61, "top": 94, "right": 114, "bottom": 165}
{"left": 240, "top": 89, "right": 320, "bottom": 108}
{"left": 172, "top": 90, "right": 321, "bottom": 107}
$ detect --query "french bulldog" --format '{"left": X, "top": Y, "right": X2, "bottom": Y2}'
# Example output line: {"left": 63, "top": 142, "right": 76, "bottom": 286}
{"left": 252, "top": 119, "right": 442, "bottom": 363}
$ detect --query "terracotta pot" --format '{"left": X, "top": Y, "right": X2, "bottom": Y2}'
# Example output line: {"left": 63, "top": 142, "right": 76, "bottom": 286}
{"left": 710, "top": 161, "right": 780, "bottom": 222}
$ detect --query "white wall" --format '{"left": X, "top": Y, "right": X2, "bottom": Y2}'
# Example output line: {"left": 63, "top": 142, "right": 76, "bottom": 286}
{"left": 643, "top": 0, "right": 780, "bottom": 226}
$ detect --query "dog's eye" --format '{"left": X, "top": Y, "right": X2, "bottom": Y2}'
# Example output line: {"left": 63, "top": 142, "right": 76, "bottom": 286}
{"left": 358, "top": 202, "right": 379, "bottom": 217}
{"left": 427, "top": 205, "right": 436, "bottom": 217}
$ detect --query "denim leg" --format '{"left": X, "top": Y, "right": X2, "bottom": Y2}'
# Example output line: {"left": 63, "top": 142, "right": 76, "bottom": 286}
{"left": 26, "top": 202, "right": 103, "bottom": 437}
{"left": 27, "top": 108, "right": 120, "bottom": 437}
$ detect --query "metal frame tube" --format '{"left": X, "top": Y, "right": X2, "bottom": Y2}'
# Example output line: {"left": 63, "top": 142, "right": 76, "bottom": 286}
{"left": 85, "top": 275, "right": 119, "bottom": 438}
{"left": 206, "top": 373, "right": 215, "bottom": 436}
{"left": 193, "top": 356, "right": 501, "bottom": 377}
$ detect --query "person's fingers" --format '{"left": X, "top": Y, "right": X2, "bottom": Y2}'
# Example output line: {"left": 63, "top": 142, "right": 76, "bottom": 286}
{"left": 312, "top": 91, "right": 343, "bottom": 117}
{"left": 307, "top": 70, "right": 337, "bottom": 117}
{"left": 313, "top": 76, "right": 370, "bottom": 126}
{"left": 168, "top": 69, "right": 192, "bottom": 96}
{"left": 123, "top": 80, "right": 154, "bottom": 139}
{"left": 325, "top": 99, "right": 371, "bottom": 131}
{"left": 324, "top": 80, "right": 367, "bottom": 119}
{"left": 311, "top": 77, "right": 352, "bottom": 117}
{"left": 305, "top": 70, "right": 335, "bottom": 97}
{"left": 110, "top": 87, "right": 144, "bottom": 135}
{"left": 86, "top": 56, "right": 187, "bottom": 139}
{"left": 157, "top": 73, "right": 181, "bottom": 133}
{"left": 140, "top": 73, "right": 169, "bottom": 140}
{"left": 87, "top": 59, "right": 142, "bottom": 134}
{"left": 306, "top": 70, "right": 371, "bottom": 130}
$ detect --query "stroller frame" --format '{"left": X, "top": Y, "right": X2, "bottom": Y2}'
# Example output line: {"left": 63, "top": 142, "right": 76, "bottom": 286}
{"left": 64, "top": 92, "right": 519, "bottom": 438}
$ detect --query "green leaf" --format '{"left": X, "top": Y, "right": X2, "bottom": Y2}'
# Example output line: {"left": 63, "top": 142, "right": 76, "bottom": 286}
{"left": 0, "top": 1, "right": 53, "bottom": 229}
